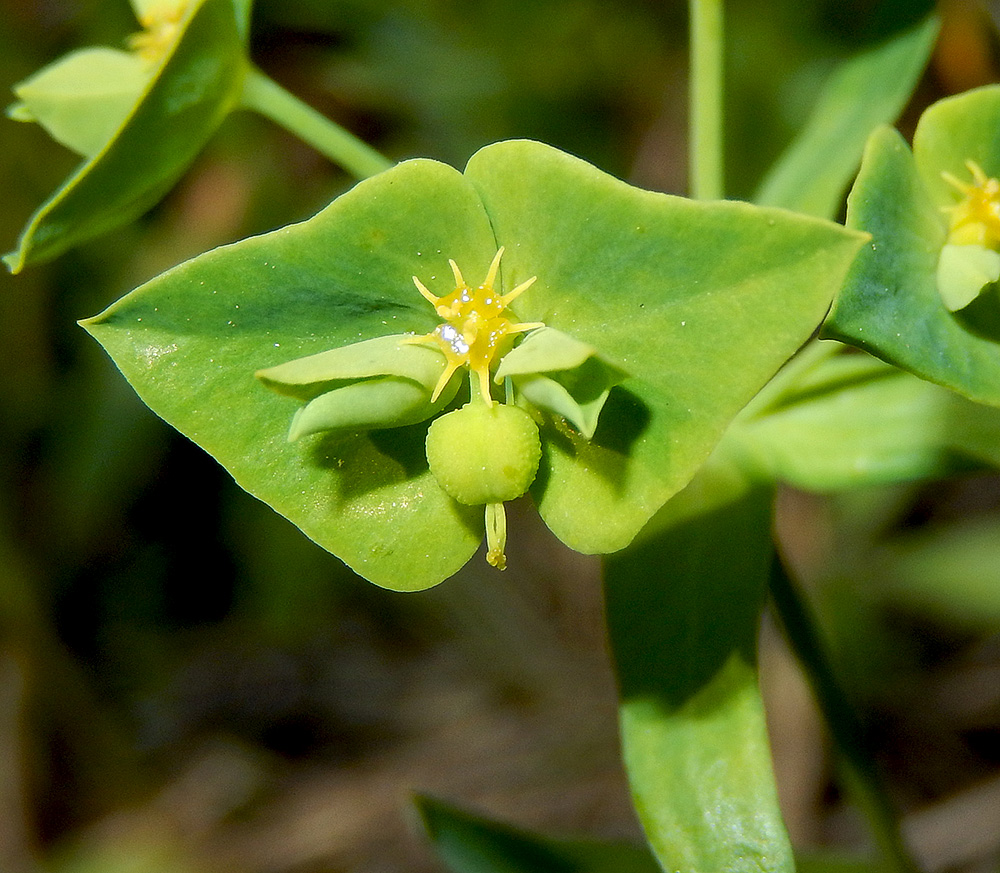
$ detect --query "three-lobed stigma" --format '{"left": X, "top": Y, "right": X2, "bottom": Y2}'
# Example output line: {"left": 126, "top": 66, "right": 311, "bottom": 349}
{"left": 942, "top": 160, "right": 1000, "bottom": 248}
{"left": 406, "top": 247, "right": 543, "bottom": 405}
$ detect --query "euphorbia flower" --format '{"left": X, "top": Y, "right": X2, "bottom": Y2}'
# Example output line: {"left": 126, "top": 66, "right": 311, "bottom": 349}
{"left": 82, "top": 140, "right": 862, "bottom": 590}
{"left": 258, "top": 247, "right": 606, "bottom": 570}
{"left": 824, "top": 84, "right": 1000, "bottom": 407}
{"left": 5, "top": 0, "right": 251, "bottom": 272}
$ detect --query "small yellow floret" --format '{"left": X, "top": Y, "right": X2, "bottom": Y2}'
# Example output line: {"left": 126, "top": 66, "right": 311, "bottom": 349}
{"left": 942, "top": 160, "right": 1000, "bottom": 247}
{"left": 128, "top": 2, "right": 187, "bottom": 64}
{"left": 406, "top": 247, "right": 542, "bottom": 405}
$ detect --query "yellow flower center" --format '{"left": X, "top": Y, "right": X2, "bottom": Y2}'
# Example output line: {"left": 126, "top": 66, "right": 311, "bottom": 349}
{"left": 128, "top": 2, "right": 187, "bottom": 65}
{"left": 942, "top": 160, "right": 1000, "bottom": 248}
{"left": 406, "top": 247, "right": 543, "bottom": 405}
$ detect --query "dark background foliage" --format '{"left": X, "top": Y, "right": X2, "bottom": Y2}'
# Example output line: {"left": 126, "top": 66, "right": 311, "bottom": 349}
{"left": 1, "top": 1, "right": 999, "bottom": 870}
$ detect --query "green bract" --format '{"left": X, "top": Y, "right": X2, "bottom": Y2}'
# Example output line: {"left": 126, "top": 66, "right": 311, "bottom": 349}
{"left": 82, "top": 140, "right": 863, "bottom": 590}
{"left": 4, "top": 0, "right": 251, "bottom": 272}
{"left": 823, "top": 85, "right": 1000, "bottom": 406}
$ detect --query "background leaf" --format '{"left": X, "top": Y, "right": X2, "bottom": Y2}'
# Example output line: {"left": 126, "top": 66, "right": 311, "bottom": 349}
{"left": 415, "top": 795, "right": 661, "bottom": 873}
{"left": 5, "top": 0, "right": 248, "bottom": 272}
{"left": 727, "top": 349, "right": 1000, "bottom": 490}
{"left": 466, "top": 140, "right": 865, "bottom": 554}
{"left": 604, "top": 463, "right": 793, "bottom": 873}
{"left": 754, "top": 16, "right": 938, "bottom": 218}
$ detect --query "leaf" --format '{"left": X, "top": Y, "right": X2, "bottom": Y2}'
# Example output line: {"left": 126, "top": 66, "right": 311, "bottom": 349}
{"left": 726, "top": 349, "right": 1000, "bottom": 490}
{"left": 880, "top": 516, "right": 1000, "bottom": 629}
{"left": 415, "top": 795, "right": 661, "bottom": 873}
{"left": 604, "top": 463, "right": 792, "bottom": 873}
{"left": 755, "top": 16, "right": 938, "bottom": 219}
{"left": 83, "top": 158, "right": 495, "bottom": 591}
{"left": 8, "top": 47, "right": 147, "bottom": 158}
{"left": 465, "top": 140, "right": 865, "bottom": 554}
{"left": 256, "top": 334, "right": 450, "bottom": 401}
{"left": 289, "top": 376, "right": 459, "bottom": 440}
{"left": 496, "top": 327, "right": 626, "bottom": 438}
{"left": 83, "top": 141, "right": 863, "bottom": 589}
{"left": 5, "top": 0, "right": 248, "bottom": 272}
{"left": 936, "top": 243, "right": 1000, "bottom": 311}
{"left": 823, "top": 88, "right": 1000, "bottom": 406}
{"left": 495, "top": 326, "right": 597, "bottom": 374}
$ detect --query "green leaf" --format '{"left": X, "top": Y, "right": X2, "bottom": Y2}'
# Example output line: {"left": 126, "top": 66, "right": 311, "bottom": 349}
{"left": 8, "top": 47, "right": 147, "bottom": 158}
{"left": 823, "top": 89, "right": 1000, "bottom": 406}
{"left": 936, "top": 243, "right": 1000, "bottom": 311}
{"left": 83, "top": 141, "right": 863, "bottom": 589}
{"left": 604, "top": 464, "right": 793, "bottom": 873}
{"left": 83, "top": 158, "right": 495, "bottom": 591}
{"left": 755, "top": 16, "right": 938, "bottom": 219}
{"left": 880, "top": 516, "right": 1000, "bottom": 629}
{"left": 727, "top": 349, "right": 1000, "bottom": 490}
{"left": 256, "top": 334, "right": 450, "bottom": 401}
{"left": 5, "top": 0, "right": 248, "bottom": 272}
{"left": 415, "top": 795, "right": 661, "bottom": 873}
{"left": 465, "top": 141, "right": 865, "bottom": 554}
{"left": 496, "top": 327, "right": 625, "bottom": 438}
{"left": 289, "top": 376, "right": 459, "bottom": 440}
{"left": 495, "top": 326, "right": 597, "bottom": 374}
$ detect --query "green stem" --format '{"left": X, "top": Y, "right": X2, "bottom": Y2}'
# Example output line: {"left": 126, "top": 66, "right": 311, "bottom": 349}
{"left": 689, "top": 0, "right": 725, "bottom": 199}
{"left": 769, "top": 557, "right": 920, "bottom": 873}
{"left": 240, "top": 66, "right": 393, "bottom": 180}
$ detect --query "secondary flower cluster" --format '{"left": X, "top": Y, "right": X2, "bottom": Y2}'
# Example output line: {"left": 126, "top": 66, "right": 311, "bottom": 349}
{"left": 938, "top": 160, "right": 1000, "bottom": 311}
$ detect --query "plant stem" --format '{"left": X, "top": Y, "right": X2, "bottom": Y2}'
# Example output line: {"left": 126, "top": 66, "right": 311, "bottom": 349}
{"left": 769, "top": 558, "right": 920, "bottom": 873}
{"left": 240, "top": 66, "right": 393, "bottom": 180}
{"left": 689, "top": 0, "right": 725, "bottom": 199}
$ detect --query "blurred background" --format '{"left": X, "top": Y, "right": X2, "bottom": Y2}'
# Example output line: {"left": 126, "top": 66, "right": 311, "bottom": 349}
{"left": 1, "top": 0, "right": 999, "bottom": 870}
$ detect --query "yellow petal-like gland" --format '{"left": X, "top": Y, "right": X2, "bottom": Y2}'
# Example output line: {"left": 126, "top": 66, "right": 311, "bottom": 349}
{"left": 406, "top": 248, "right": 542, "bottom": 405}
{"left": 942, "top": 160, "right": 1000, "bottom": 248}
{"left": 128, "top": 2, "right": 187, "bottom": 65}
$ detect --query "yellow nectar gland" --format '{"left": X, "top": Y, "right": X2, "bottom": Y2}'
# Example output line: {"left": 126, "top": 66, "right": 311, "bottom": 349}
{"left": 405, "top": 247, "right": 543, "bottom": 405}
{"left": 942, "top": 160, "right": 1000, "bottom": 248}
{"left": 128, "top": 2, "right": 186, "bottom": 65}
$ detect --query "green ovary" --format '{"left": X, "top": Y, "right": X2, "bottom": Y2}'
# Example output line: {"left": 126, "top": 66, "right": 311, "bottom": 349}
{"left": 425, "top": 402, "right": 541, "bottom": 506}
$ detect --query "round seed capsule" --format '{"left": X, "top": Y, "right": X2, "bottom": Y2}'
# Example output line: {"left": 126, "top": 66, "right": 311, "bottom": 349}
{"left": 425, "top": 402, "right": 541, "bottom": 505}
